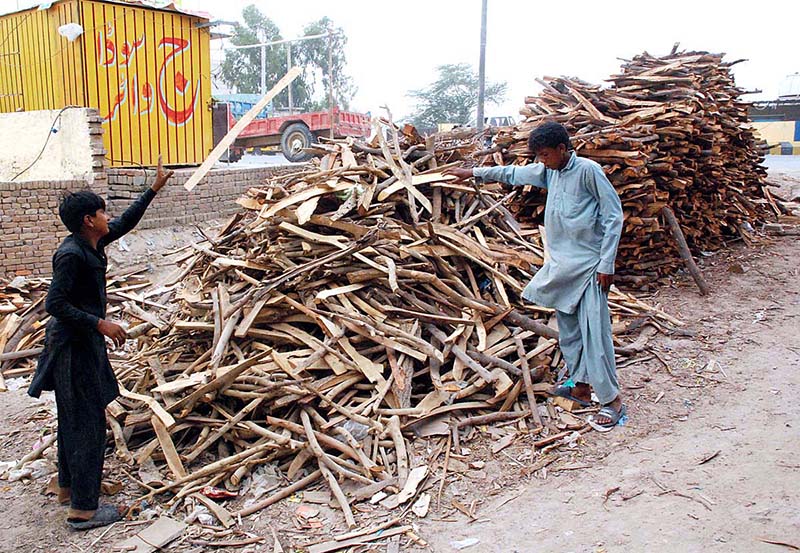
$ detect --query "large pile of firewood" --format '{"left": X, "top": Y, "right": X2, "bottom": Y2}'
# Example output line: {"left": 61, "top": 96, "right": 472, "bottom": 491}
{"left": 103, "top": 122, "right": 681, "bottom": 530}
{"left": 492, "top": 47, "right": 783, "bottom": 280}
{"left": 0, "top": 120, "right": 683, "bottom": 541}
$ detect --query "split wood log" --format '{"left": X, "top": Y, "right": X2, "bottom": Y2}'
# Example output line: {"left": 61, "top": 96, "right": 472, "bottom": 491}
{"left": 300, "top": 410, "right": 356, "bottom": 528}
{"left": 456, "top": 410, "right": 530, "bottom": 429}
{"left": 13, "top": 433, "right": 56, "bottom": 470}
{"left": 661, "top": 206, "right": 711, "bottom": 295}
{"left": 237, "top": 470, "right": 322, "bottom": 517}
{"left": 0, "top": 347, "right": 43, "bottom": 363}
{"left": 515, "top": 334, "right": 544, "bottom": 430}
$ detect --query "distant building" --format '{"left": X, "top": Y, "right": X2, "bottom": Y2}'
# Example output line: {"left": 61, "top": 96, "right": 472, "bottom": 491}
{"left": 0, "top": 0, "right": 214, "bottom": 167}
{"left": 749, "top": 96, "right": 800, "bottom": 155}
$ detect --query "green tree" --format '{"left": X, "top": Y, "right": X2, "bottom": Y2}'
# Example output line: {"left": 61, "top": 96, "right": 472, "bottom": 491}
{"left": 218, "top": 6, "right": 354, "bottom": 111}
{"left": 294, "top": 17, "right": 356, "bottom": 110}
{"left": 408, "top": 63, "right": 507, "bottom": 129}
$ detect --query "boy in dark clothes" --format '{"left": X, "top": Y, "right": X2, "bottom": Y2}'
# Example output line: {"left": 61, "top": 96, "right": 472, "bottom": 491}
{"left": 28, "top": 158, "right": 173, "bottom": 530}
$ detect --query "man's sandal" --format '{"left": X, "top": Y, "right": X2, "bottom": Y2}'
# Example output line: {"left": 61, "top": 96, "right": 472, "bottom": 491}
{"left": 587, "top": 404, "right": 627, "bottom": 433}
{"left": 550, "top": 385, "right": 592, "bottom": 408}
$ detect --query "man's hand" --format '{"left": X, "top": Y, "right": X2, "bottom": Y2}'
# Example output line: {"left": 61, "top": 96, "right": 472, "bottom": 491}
{"left": 597, "top": 272, "right": 614, "bottom": 293}
{"left": 443, "top": 167, "right": 474, "bottom": 183}
{"left": 151, "top": 155, "right": 174, "bottom": 193}
{"left": 98, "top": 319, "right": 127, "bottom": 348}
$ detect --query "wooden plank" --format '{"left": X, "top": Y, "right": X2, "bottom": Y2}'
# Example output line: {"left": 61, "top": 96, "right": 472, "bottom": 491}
{"left": 184, "top": 67, "right": 302, "bottom": 191}
{"left": 192, "top": 493, "right": 235, "bottom": 528}
{"left": 113, "top": 516, "right": 187, "bottom": 553}
{"left": 235, "top": 297, "right": 268, "bottom": 338}
{"left": 260, "top": 181, "right": 355, "bottom": 219}
{"left": 150, "top": 415, "right": 187, "bottom": 479}
{"left": 118, "top": 386, "right": 176, "bottom": 430}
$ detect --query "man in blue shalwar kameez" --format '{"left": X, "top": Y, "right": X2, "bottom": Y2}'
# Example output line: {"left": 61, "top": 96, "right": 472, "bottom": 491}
{"left": 447, "top": 121, "right": 626, "bottom": 430}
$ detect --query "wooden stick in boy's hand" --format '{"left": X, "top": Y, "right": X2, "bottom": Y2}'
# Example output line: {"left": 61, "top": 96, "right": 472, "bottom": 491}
{"left": 150, "top": 155, "right": 175, "bottom": 193}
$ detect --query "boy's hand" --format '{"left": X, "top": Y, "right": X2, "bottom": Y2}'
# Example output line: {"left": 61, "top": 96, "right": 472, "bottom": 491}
{"left": 98, "top": 319, "right": 127, "bottom": 348}
{"left": 151, "top": 155, "right": 174, "bottom": 193}
{"left": 598, "top": 273, "right": 614, "bottom": 292}
{"left": 443, "top": 167, "right": 474, "bottom": 182}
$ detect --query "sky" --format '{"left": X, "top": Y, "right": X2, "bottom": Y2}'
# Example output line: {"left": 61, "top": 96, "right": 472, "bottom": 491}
{"left": 4, "top": 0, "right": 800, "bottom": 121}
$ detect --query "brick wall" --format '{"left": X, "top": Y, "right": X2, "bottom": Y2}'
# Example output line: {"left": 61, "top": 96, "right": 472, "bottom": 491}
{"left": 106, "top": 164, "right": 303, "bottom": 229}
{"left": 0, "top": 164, "right": 304, "bottom": 277}
{"left": 0, "top": 179, "right": 107, "bottom": 277}
{"left": 0, "top": 108, "right": 109, "bottom": 278}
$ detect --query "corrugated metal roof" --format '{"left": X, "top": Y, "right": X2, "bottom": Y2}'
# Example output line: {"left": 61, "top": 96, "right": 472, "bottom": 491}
{"left": 2, "top": 0, "right": 210, "bottom": 20}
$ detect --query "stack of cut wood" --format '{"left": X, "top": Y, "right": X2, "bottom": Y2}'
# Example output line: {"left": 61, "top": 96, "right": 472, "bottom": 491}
{"left": 93, "top": 120, "right": 679, "bottom": 530}
{"left": 0, "top": 277, "right": 49, "bottom": 390}
{"left": 492, "top": 47, "right": 779, "bottom": 280}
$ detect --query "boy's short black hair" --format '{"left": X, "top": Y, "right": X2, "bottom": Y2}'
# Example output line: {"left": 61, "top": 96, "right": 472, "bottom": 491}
{"left": 527, "top": 121, "right": 572, "bottom": 152}
{"left": 58, "top": 190, "right": 106, "bottom": 233}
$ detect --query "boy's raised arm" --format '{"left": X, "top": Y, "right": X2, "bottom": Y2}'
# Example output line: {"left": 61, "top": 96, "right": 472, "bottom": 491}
{"left": 103, "top": 156, "right": 174, "bottom": 244}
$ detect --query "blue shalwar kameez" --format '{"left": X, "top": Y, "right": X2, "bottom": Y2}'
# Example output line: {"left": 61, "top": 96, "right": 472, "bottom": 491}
{"left": 474, "top": 153, "right": 624, "bottom": 404}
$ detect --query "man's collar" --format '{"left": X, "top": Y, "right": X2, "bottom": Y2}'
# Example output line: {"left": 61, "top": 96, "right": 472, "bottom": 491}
{"left": 560, "top": 151, "right": 577, "bottom": 172}
{"left": 71, "top": 232, "right": 102, "bottom": 255}
{"left": 71, "top": 232, "right": 92, "bottom": 250}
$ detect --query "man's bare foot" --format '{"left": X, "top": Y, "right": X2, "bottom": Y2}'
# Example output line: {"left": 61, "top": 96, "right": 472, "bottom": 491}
{"left": 57, "top": 486, "right": 71, "bottom": 506}
{"left": 67, "top": 507, "right": 96, "bottom": 522}
{"left": 571, "top": 382, "right": 592, "bottom": 403}
{"left": 594, "top": 395, "right": 624, "bottom": 426}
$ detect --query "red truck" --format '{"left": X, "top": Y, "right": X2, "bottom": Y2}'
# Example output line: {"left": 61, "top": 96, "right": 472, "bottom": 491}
{"left": 213, "top": 104, "right": 372, "bottom": 163}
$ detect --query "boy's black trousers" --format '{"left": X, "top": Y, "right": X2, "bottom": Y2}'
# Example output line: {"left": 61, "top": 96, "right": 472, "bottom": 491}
{"left": 54, "top": 386, "right": 107, "bottom": 511}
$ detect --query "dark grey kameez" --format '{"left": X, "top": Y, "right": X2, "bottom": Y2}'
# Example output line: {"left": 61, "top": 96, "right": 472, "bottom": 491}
{"left": 28, "top": 189, "right": 156, "bottom": 511}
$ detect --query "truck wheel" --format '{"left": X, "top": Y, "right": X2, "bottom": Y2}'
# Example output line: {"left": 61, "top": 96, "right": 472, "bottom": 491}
{"left": 281, "top": 123, "right": 315, "bottom": 162}
{"left": 228, "top": 147, "right": 243, "bottom": 163}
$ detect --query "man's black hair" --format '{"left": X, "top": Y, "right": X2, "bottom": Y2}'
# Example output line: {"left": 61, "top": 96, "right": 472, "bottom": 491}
{"left": 527, "top": 121, "right": 572, "bottom": 152}
{"left": 58, "top": 190, "right": 106, "bottom": 233}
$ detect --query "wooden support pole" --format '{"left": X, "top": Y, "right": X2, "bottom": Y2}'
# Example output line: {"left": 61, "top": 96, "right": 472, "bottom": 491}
{"left": 661, "top": 206, "right": 711, "bottom": 296}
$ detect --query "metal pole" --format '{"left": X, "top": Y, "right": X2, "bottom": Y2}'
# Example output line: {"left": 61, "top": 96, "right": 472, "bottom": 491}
{"left": 287, "top": 42, "right": 293, "bottom": 114}
{"left": 476, "top": 0, "right": 487, "bottom": 133}
{"left": 260, "top": 45, "right": 266, "bottom": 95}
{"left": 327, "top": 28, "right": 334, "bottom": 139}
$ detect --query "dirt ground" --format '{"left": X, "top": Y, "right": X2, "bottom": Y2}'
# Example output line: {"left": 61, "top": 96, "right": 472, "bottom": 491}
{"left": 0, "top": 172, "right": 798, "bottom": 552}
{"left": 416, "top": 236, "right": 800, "bottom": 553}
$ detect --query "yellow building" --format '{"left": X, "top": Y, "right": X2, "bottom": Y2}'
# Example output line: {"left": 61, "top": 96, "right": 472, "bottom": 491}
{"left": 749, "top": 99, "right": 800, "bottom": 155}
{"left": 0, "top": 0, "right": 213, "bottom": 166}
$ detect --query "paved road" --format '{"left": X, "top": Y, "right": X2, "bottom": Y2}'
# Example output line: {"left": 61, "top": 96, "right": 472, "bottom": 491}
{"left": 764, "top": 154, "right": 800, "bottom": 176}
{"left": 215, "top": 152, "right": 299, "bottom": 169}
